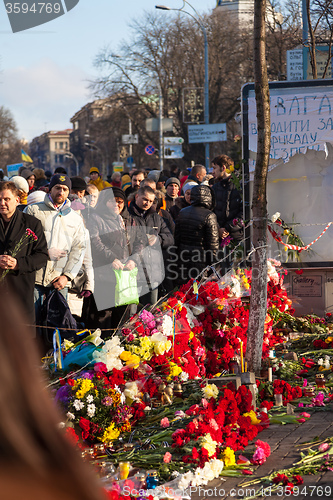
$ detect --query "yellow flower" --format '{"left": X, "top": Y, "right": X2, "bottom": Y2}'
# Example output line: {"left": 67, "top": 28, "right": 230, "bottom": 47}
{"left": 189, "top": 331, "right": 194, "bottom": 340}
{"left": 120, "top": 350, "right": 140, "bottom": 367}
{"left": 199, "top": 434, "right": 218, "bottom": 457}
{"left": 202, "top": 383, "right": 219, "bottom": 400}
{"left": 223, "top": 447, "right": 236, "bottom": 467}
{"left": 325, "top": 337, "right": 333, "bottom": 343}
{"left": 75, "top": 379, "right": 94, "bottom": 399}
{"left": 167, "top": 362, "right": 182, "bottom": 381}
{"left": 100, "top": 423, "right": 120, "bottom": 442}
{"left": 63, "top": 339, "right": 74, "bottom": 350}
{"left": 154, "top": 340, "right": 172, "bottom": 356}
{"left": 120, "top": 351, "right": 132, "bottom": 361}
{"left": 243, "top": 410, "right": 261, "bottom": 425}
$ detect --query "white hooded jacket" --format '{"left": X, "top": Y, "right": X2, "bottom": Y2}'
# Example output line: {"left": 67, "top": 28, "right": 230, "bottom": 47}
{"left": 25, "top": 194, "right": 86, "bottom": 287}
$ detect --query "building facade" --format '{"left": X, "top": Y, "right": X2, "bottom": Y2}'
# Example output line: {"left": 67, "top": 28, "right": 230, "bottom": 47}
{"left": 30, "top": 129, "right": 72, "bottom": 173}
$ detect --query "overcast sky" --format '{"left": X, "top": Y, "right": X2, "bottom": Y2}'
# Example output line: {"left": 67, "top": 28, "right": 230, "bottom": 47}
{"left": 0, "top": 0, "right": 215, "bottom": 141}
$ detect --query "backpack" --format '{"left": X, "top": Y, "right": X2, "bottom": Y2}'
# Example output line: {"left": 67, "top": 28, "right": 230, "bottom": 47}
{"left": 40, "top": 289, "right": 78, "bottom": 348}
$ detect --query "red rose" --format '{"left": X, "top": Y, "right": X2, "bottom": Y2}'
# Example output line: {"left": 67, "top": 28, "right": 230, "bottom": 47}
{"left": 79, "top": 417, "right": 91, "bottom": 440}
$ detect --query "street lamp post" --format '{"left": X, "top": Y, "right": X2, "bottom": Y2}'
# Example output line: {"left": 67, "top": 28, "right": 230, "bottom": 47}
{"left": 156, "top": 1, "right": 210, "bottom": 170}
{"left": 65, "top": 152, "right": 79, "bottom": 176}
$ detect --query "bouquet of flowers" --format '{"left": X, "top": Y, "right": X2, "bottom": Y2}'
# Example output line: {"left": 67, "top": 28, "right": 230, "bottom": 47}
{"left": 0, "top": 227, "right": 38, "bottom": 282}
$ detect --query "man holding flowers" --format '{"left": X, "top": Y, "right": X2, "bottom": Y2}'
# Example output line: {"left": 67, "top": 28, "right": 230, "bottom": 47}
{"left": 0, "top": 181, "right": 48, "bottom": 322}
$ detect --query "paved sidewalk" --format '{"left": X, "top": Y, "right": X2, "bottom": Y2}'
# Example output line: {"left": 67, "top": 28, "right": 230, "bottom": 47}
{"left": 191, "top": 410, "right": 333, "bottom": 500}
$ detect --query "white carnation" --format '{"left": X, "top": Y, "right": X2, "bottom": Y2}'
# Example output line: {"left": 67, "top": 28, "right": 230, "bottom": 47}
{"left": 87, "top": 404, "right": 96, "bottom": 417}
{"left": 179, "top": 371, "right": 189, "bottom": 382}
{"left": 73, "top": 399, "right": 84, "bottom": 411}
{"left": 159, "top": 314, "right": 173, "bottom": 336}
{"left": 66, "top": 412, "right": 75, "bottom": 420}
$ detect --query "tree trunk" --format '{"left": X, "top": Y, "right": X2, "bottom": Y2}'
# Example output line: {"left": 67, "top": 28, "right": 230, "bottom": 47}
{"left": 306, "top": 0, "right": 318, "bottom": 79}
{"left": 245, "top": 0, "right": 271, "bottom": 375}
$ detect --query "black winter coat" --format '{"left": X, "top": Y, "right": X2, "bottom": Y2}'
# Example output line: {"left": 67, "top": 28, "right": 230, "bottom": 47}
{"left": 128, "top": 201, "right": 174, "bottom": 288}
{"left": 0, "top": 209, "right": 48, "bottom": 321}
{"left": 169, "top": 197, "right": 190, "bottom": 221}
{"left": 211, "top": 177, "right": 243, "bottom": 241}
{"left": 87, "top": 206, "right": 143, "bottom": 311}
{"left": 174, "top": 185, "right": 219, "bottom": 282}
{"left": 128, "top": 202, "right": 174, "bottom": 249}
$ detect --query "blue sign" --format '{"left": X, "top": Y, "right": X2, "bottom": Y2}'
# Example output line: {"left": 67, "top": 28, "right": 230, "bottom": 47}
{"left": 145, "top": 145, "right": 155, "bottom": 155}
{"left": 127, "top": 156, "right": 134, "bottom": 164}
{"left": 7, "top": 163, "right": 23, "bottom": 177}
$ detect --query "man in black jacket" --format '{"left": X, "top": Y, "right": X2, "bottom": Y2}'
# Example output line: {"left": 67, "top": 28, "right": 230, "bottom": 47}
{"left": 211, "top": 155, "right": 243, "bottom": 243}
{"left": 174, "top": 184, "right": 219, "bottom": 285}
{"left": 0, "top": 181, "right": 48, "bottom": 323}
{"left": 128, "top": 185, "right": 174, "bottom": 305}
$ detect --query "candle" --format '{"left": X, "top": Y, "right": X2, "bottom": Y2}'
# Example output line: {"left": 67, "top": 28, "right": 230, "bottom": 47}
{"left": 274, "top": 394, "right": 283, "bottom": 406}
{"left": 119, "top": 462, "right": 131, "bottom": 480}
{"left": 240, "top": 341, "right": 244, "bottom": 373}
{"left": 244, "top": 361, "right": 247, "bottom": 372}
{"left": 268, "top": 367, "right": 273, "bottom": 382}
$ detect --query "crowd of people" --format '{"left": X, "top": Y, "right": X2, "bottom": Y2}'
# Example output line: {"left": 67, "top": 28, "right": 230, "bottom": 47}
{"left": 0, "top": 156, "right": 243, "bottom": 347}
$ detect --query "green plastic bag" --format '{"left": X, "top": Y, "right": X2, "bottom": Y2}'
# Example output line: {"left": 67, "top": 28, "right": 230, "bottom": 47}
{"left": 114, "top": 268, "right": 139, "bottom": 307}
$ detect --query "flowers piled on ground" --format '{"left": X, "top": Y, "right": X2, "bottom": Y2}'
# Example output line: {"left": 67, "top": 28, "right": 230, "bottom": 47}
{"left": 52, "top": 259, "right": 322, "bottom": 452}
{"left": 56, "top": 363, "right": 131, "bottom": 444}
{"left": 239, "top": 438, "right": 333, "bottom": 499}
{"left": 72, "top": 381, "right": 268, "bottom": 486}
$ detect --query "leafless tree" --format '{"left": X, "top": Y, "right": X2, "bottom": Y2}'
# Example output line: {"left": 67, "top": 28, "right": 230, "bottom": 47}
{"left": 0, "top": 106, "right": 22, "bottom": 172}
{"left": 246, "top": 0, "right": 271, "bottom": 374}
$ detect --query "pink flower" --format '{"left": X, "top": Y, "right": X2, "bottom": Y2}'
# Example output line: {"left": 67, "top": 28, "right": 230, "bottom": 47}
{"left": 298, "top": 403, "right": 304, "bottom": 408}
{"left": 209, "top": 418, "right": 219, "bottom": 431}
{"left": 201, "top": 398, "right": 209, "bottom": 409}
{"left": 297, "top": 418, "right": 306, "bottom": 423}
{"left": 160, "top": 417, "right": 170, "bottom": 428}
{"left": 299, "top": 412, "right": 311, "bottom": 418}
{"left": 163, "top": 452, "right": 172, "bottom": 463}
{"left": 312, "top": 393, "right": 325, "bottom": 406}
{"left": 127, "top": 334, "right": 135, "bottom": 342}
{"left": 255, "top": 440, "right": 271, "bottom": 458}
{"left": 251, "top": 447, "right": 267, "bottom": 465}
{"left": 94, "top": 362, "right": 107, "bottom": 373}
{"left": 318, "top": 443, "right": 330, "bottom": 452}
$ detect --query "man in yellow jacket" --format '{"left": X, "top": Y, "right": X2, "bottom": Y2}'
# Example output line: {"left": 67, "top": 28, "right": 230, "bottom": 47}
{"left": 89, "top": 167, "right": 111, "bottom": 191}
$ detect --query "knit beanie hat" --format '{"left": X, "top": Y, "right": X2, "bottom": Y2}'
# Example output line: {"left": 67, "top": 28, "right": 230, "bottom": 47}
{"left": 147, "top": 170, "right": 160, "bottom": 183}
{"left": 48, "top": 174, "right": 72, "bottom": 191}
{"left": 165, "top": 177, "right": 180, "bottom": 188}
{"left": 182, "top": 181, "right": 197, "bottom": 193}
{"left": 70, "top": 176, "right": 87, "bottom": 191}
{"left": 89, "top": 167, "right": 100, "bottom": 175}
{"left": 111, "top": 186, "right": 127, "bottom": 203}
{"left": 10, "top": 175, "right": 29, "bottom": 194}
{"left": 20, "top": 168, "right": 35, "bottom": 181}
{"left": 27, "top": 190, "right": 46, "bottom": 205}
